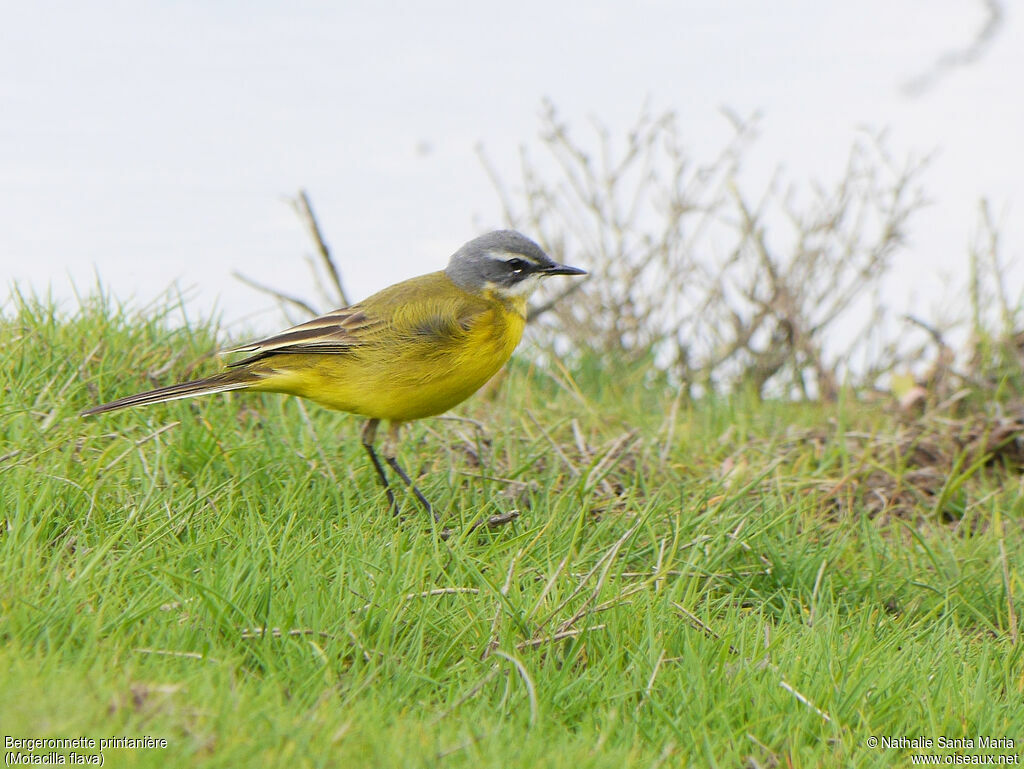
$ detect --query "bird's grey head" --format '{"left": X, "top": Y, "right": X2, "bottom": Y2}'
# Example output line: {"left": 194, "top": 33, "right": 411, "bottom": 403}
{"left": 445, "top": 230, "right": 586, "bottom": 297}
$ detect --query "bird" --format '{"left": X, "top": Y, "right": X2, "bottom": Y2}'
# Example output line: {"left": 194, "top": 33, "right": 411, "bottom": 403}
{"left": 81, "top": 230, "right": 586, "bottom": 519}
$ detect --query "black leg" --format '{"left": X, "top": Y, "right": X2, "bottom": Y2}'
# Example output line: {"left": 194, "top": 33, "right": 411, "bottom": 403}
{"left": 383, "top": 455, "right": 435, "bottom": 521}
{"left": 381, "top": 422, "right": 437, "bottom": 521}
{"left": 361, "top": 419, "right": 399, "bottom": 515}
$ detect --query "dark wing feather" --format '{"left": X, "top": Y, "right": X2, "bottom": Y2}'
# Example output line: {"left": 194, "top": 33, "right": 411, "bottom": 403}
{"left": 223, "top": 307, "right": 381, "bottom": 365}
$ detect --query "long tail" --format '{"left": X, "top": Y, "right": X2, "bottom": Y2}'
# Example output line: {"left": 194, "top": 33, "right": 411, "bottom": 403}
{"left": 81, "top": 371, "right": 257, "bottom": 417}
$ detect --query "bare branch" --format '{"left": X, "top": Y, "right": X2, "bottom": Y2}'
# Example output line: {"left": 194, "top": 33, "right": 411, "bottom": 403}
{"left": 292, "top": 189, "right": 349, "bottom": 306}
{"left": 231, "top": 270, "right": 319, "bottom": 317}
{"left": 902, "top": 0, "right": 1005, "bottom": 97}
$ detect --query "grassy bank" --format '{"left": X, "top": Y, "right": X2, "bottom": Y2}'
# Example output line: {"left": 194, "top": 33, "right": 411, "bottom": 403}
{"left": 1, "top": 293, "right": 1022, "bottom": 767}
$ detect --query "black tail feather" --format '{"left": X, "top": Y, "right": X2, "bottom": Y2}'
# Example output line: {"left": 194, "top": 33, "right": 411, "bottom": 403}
{"left": 81, "top": 373, "right": 253, "bottom": 417}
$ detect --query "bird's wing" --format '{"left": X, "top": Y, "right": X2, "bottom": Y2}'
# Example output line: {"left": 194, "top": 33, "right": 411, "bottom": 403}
{"left": 223, "top": 305, "right": 382, "bottom": 364}
{"left": 224, "top": 272, "right": 495, "bottom": 366}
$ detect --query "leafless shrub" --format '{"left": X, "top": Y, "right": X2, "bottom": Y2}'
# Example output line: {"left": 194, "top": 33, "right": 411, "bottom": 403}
{"left": 480, "top": 102, "right": 740, "bottom": 375}
{"left": 480, "top": 101, "right": 931, "bottom": 398}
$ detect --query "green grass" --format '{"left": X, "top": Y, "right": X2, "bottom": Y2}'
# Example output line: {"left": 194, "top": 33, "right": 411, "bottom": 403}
{"left": 2, "top": 291, "right": 1023, "bottom": 768}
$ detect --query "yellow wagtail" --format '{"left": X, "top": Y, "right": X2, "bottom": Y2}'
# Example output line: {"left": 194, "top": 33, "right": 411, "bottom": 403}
{"left": 82, "top": 230, "right": 586, "bottom": 518}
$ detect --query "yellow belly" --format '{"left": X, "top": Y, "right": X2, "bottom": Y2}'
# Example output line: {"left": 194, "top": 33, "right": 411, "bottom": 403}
{"left": 249, "top": 300, "right": 525, "bottom": 422}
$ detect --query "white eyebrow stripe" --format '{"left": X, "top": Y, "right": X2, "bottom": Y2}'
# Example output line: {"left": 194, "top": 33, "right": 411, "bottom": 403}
{"left": 489, "top": 250, "right": 545, "bottom": 266}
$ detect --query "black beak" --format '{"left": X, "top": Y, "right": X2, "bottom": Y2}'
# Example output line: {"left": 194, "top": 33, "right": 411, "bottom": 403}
{"left": 542, "top": 263, "right": 587, "bottom": 276}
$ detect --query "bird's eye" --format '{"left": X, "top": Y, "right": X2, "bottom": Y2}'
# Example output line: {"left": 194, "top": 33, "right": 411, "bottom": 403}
{"left": 506, "top": 258, "right": 528, "bottom": 274}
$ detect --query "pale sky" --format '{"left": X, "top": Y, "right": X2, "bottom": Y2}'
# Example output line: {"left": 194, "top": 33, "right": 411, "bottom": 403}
{"left": 1, "top": 1, "right": 1020, "bottom": 339}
